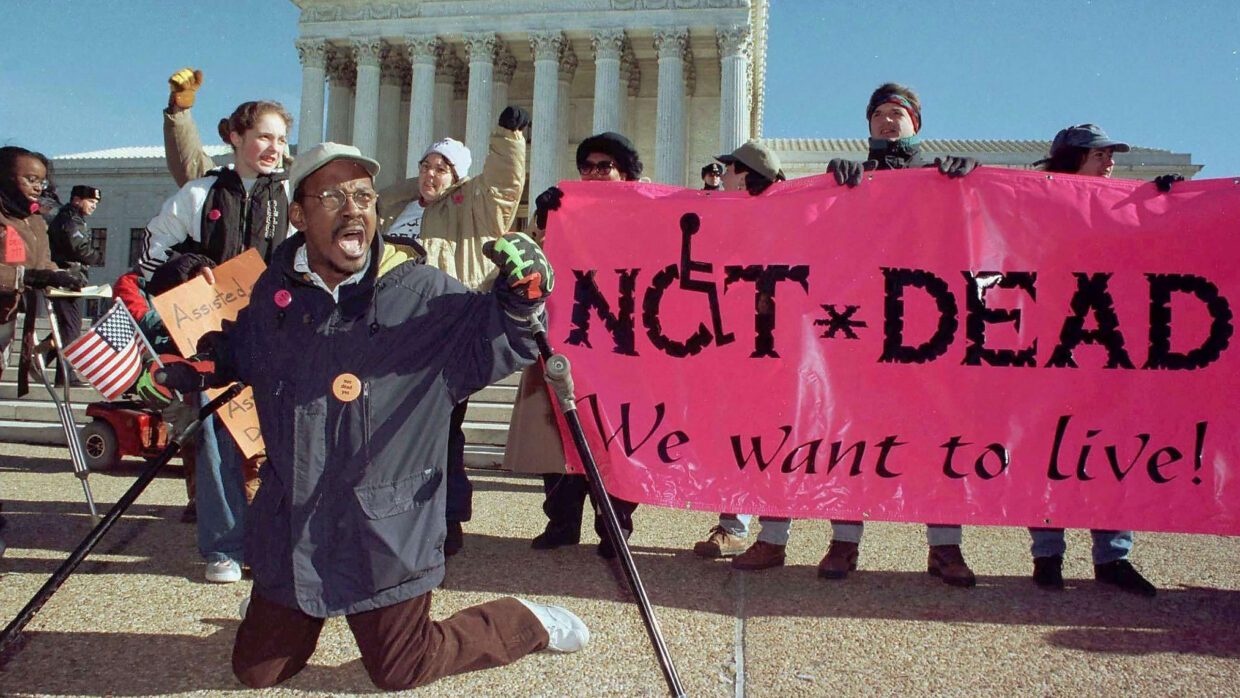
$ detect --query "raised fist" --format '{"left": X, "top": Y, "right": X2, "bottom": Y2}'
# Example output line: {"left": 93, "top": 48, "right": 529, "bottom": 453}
{"left": 168, "top": 68, "right": 204, "bottom": 110}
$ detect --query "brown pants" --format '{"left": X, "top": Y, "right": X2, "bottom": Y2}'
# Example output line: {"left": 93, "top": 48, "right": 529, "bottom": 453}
{"left": 232, "top": 590, "right": 549, "bottom": 691}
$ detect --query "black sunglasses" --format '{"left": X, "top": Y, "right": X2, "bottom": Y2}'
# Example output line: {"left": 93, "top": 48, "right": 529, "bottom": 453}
{"left": 578, "top": 160, "right": 616, "bottom": 176}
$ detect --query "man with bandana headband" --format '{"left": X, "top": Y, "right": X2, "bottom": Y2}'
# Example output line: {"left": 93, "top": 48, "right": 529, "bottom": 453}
{"left": 818, "top": 84, "right": 979, "bottom": 587}
{"left": 826, "top": 82, "right": 977, "bottom": 186}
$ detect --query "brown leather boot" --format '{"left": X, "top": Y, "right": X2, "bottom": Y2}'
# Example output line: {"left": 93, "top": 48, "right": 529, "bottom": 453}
{"left": 731, "top": 541, "right": 786, "bottom": 571}
{"left": 817, "top": 540, "right": 859, "bottom": 580}
{"left": 693, "top": 525, "right": 748, "bottom": 558}
{"left": 927, "top": 544, "right": 976, "bottom": 587}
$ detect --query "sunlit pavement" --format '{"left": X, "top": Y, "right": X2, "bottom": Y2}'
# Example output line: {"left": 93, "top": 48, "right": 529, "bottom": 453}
{"left": 2, "top": 442, "right": 1239, "bottom": 697}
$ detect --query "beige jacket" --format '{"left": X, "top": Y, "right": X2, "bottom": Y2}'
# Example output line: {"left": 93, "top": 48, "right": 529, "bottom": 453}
{"left": 163, "top": 108, "right": 217, "bottom": 187}
{"left": 502, "top": 361, "right": 569, "bottom": 474}
{"left": 378, "top": 126, "right": 526, "bottom": 291}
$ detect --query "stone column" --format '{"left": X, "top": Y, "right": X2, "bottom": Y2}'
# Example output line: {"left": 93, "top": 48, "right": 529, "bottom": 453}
{"left": 590, "top": 30, "right": 625, "bottom": 135}
{"left": 433, "top": 49, "right": 459, "bottom": 145}
{"left": 528, "top": 31, "right": 565, "bottom": 201}
{"left": 653, "top": 28, "right": 689, "bottom": 185}
{"left": 376, "top": 46, "right": 405, "bottom": 189}
{"left": 325, "top": 48, "right": 355, "bottom": 144}
{"left": 557, "top": 44, "right": 578, "bottom": 181}
{"left": 350, "top": 37, "right": 382, "bottom": 157}
{"left": 405, "top": 35, "right": 441, "bottom": 176}
{"left": 493, "top": 50, "right": 517, "bottom": 123}
{"left": 717, "top": 25, "right": 751, "bottom": 154}
{"left": 463, "top": 33, "right": 500, "bottom": 176}
{"left": 294, "top": 38, "right": 327, "bottom": 151}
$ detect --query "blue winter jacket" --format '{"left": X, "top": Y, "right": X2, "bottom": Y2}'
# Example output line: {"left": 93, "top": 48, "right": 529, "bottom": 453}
{"left": 216, "top": 233, "right": 539, "bottom": 617}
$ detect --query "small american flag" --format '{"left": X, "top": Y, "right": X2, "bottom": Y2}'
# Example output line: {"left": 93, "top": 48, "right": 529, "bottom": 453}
{"left": 64, "top": 303, "right": 144, "bottom": 400}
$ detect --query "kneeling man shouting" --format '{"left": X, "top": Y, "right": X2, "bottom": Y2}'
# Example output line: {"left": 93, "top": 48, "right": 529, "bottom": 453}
{"left": 159, "top": 142, "right": 585, "bottom": 691}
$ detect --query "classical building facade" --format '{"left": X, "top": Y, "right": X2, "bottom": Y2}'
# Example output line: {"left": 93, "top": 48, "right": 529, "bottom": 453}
{"left": 49, "top": 0, "right": 1200, "bottom": 299}
{"left": 291, "top": 0, "right": 768, "bottom": 195}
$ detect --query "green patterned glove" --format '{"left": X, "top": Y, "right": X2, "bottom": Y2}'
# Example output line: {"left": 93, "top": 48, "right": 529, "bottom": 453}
{"left": 483, "top": 232, "right": 554, "bottom": 310}
{"left": 134, "top": 360, "right": 174, "bottom": 409}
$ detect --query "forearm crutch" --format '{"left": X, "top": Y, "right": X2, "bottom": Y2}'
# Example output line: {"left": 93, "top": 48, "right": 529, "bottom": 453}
{"left": 526, "top": 315, "right": 686, "bottom": 698}
{"left": 31, "top": 294, "right": 96, "bottom": 518}
{"left": 0, "top": 383, "right": 244, "bottom": 659}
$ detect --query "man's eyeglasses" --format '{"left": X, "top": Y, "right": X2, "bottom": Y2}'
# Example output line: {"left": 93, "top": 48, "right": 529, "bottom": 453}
{"left": 578, "top": 160, "right": 616, "bottom": 176}
{"left": 308, "top": 189, "right": 377, "bottom": 212}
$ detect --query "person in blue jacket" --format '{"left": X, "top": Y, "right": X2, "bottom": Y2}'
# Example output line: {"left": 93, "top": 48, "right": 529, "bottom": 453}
{"left": 158, "top": 143, "right": 587, "bottom": 690}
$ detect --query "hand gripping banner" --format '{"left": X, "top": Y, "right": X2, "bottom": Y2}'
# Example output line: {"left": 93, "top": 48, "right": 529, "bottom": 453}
{"left": 542, "top": 169, "right": 1240, "bottom": 535}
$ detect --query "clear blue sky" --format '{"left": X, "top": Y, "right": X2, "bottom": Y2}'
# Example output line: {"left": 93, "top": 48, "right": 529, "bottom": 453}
{"left": 4, "top": 0, "right": 1238, "bottom": 176}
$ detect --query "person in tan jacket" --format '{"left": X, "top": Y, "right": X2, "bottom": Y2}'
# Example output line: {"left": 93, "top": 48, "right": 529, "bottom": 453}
{"left": 162, "top": 69, "right": 530, "bottom": 557}
{"left": 373, "top": 108, "right": 530, "bottom": 555}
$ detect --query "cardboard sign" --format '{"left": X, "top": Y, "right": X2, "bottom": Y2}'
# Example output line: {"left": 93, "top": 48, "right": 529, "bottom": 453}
{"left": 151, "top": 249, "right": 265, "bottom": 457}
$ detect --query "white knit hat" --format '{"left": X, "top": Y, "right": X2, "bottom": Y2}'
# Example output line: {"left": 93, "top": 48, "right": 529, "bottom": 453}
{"left": 420, "top": 138, "right": 471, "bottom": 178}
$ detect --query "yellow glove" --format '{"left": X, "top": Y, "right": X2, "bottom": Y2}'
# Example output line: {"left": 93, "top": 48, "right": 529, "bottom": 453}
{"left": 168, "top": 68, "right": 204, "bottom": 109}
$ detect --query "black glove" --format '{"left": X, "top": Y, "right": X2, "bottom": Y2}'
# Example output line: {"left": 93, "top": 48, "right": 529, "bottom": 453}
{"left": 1154, "top": 173, "right": 1185, "bottom": 193}
{"left": 498, "top": 105, "right": 531, "bottom": 132}
{"left": 25, "top": 267, "right": 86, "bottom": 291}
{"left": 533, "top": 186, "right": 563, "bottom": 231}
{"left": 153, "top": 356, "right": 226, "bottom": 393}
{"left": 194, "top": 329, "right": 229, "bottom": 358}
{"left": 826, "top": 158, "right": 868, "bottom": 187}
{"left": 147, "top": 252, "right": 215, "bottom": 296}
{"left": 934, "top": 156, "right": 979, "bottom": 179}
{"left": 483, "top": 232, "right": 555, "bottom": 312}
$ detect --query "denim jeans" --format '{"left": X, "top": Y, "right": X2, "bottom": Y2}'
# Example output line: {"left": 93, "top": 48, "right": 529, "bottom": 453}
{"left": 196, "top": 403, "right": 246, "bottom": 565}
{"left": 718, "top": 514, "right": 791, "bottom": 545}
{"left": 1029, "top": 528, "right": 1133, "bottom": 564}
{"left": 830, "top": 520, "right": 962, "bottom": 546}
{"left": 719, "top": 513, "right": 750, "bottom": 537}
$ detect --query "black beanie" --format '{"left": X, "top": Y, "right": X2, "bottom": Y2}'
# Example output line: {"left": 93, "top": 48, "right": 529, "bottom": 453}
{"left": 576, "top": 132, "right": 643, "bottom": 181}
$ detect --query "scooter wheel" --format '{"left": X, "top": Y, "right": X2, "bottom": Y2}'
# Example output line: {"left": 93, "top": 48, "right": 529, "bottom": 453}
{"left": 81, "top": 420, "right": 119, "bottom": 472}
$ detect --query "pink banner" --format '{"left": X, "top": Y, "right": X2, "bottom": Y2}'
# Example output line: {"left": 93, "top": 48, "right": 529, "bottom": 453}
{"left": 542, "top": 168, "right": 1240, "bottom": 535}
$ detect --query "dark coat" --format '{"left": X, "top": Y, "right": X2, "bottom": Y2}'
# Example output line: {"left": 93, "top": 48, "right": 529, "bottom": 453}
{"left": 867, "top": 138, "right": 927, "bottom": 171}
{"left": 197, "top": 167, "right": 289, "bottom": 266}
{"left": 48, "top": 203, "right": 101, "bottom": 269}
{"left": 217, "top": 233, "right": 539, "bottom": 617}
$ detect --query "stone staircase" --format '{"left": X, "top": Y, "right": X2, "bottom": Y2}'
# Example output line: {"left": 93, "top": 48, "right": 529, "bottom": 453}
{"left": 1, "top": 314, "right": 520, "bottom": 468}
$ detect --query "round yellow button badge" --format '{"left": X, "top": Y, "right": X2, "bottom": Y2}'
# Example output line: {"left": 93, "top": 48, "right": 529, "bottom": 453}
{"left": 332, "top": 373, "right": 362, "bottom": 402}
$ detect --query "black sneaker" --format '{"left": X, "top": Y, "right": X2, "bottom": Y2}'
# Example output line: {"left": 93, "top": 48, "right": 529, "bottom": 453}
{"left": 531, "top": 526, "right": 580, "bottom": 550}
{"left": 1032, "top": 555, "right": 1065, "bottom": 590}
{"left": 1095, "top": 559, "right": 1157, "bottom": 597}
{"left": 444, "top": 521, "right": 464, "bottom": 557}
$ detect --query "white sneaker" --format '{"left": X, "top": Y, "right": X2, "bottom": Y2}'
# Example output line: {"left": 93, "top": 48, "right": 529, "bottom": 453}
{"left": 205, "top": 559, "right": 242, "bottom": 583}
{"left": 516, "top": 598, "right": 589, "bottom": 653}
